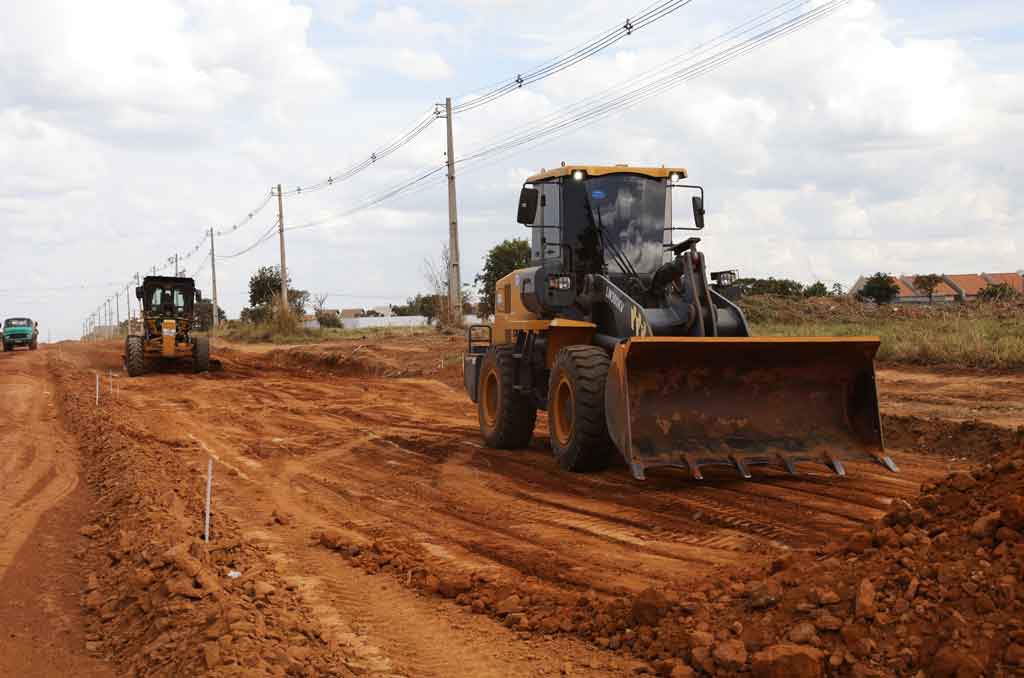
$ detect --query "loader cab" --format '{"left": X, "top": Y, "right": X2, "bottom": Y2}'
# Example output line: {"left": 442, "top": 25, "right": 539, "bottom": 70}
{"left": 519, "top": 165, "right": 699, "bottom": 289}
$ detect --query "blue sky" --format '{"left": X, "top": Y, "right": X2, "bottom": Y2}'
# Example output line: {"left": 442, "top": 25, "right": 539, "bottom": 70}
{"left": 1, "top": 0, "right": 1021, "bottom": 339}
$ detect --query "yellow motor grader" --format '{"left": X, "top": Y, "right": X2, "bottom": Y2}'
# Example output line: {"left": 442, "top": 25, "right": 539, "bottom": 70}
{"left": 125, "top": 275, "right": 209, "bottom": 377}
{"left": 464, "top": 164, "right": 897, "bottom": 480}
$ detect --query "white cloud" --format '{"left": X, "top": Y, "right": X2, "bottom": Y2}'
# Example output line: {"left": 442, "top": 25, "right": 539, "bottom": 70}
{"left": 392, "top": 48, "right": 453, "bottom": 81}
{"left": 1, "top": 0, "right": 1022, "bottom": 339}
{"left": 0, "top": 0, "right": 336, "bottom": 138}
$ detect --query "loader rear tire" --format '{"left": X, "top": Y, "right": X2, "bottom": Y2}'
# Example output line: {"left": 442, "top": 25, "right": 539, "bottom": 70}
{"left": 478, "top": 345, "right": 536, "bottom": 449}
{"left": 548, "top": 346, "right": 614, "bottom": 473}
{"left": 126, "top": 336, "right": 145, "bottom": 377}
{"left": 193, "top": 336, "right": 210, "bottom": 373}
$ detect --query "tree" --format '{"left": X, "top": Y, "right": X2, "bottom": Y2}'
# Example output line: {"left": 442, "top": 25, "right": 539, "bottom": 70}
{"left": 195, "top": 299, "right": 227, "bottom": 330}
{"left": 475, "top": 238, "right": 531, "bottom": 317}
{"left": 831, "top": 282, "right": 845, "bottom": 296}
{"left": 912, "top": 274, "right": 944, "bottom": 304}
{"left": 392, "top": 293, "right": 439, "bottom": 322}
{"left": 248, "top": 266, "right": 288, "bottom": 308}
{"left": 977, "top": 282, "right": 1019, "bottom": 302}
{"left": 803, "top": 281, "right": 829, "bottom": 297}
{"left": 423, "top": 242, "right": 472, "bottom": 326}
{"left": 241, "top": 265, "right": 308, "bottom": 322}
{"left": 858, "top": 272, "right": 900, "bottom": 304}
{"left": 734, "top": 277, "right": 804, "bottom": 297}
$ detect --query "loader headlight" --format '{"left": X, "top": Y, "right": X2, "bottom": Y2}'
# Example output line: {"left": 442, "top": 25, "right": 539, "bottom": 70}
{"left": 572, "top": 170, "right": 585, "bottom": 181}
{"left": 670, "top": 172, "right": 680, "bottom": 183}
{"left": 548, "top": 275, "right": 572, "bottom": 291}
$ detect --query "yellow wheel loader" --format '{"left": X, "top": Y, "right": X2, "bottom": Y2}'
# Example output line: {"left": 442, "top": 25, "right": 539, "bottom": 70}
{"left": 124, "top": 276, "right": 209, "bottom": 377}
{"left": 464, "top": 165, "right": 897, "bottom": 480}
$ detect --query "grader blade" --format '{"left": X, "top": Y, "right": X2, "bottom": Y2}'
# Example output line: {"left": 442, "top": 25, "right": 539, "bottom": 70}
{"left": 605, "top": 337, "right": 896, "bottom": 481}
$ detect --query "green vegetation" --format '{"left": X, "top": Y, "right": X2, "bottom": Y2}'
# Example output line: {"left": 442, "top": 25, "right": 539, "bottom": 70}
{"left": 475, "top": 238, "right": 531, "bottom": 316}
{"left": 911, "top": 273, "right": 943, "bottom": 303}
{"left": 857, "top": 272, "right": 900, "bottom": 304}
{"left": 744, "top": 295, "right": 1024, "bottom": 369}
{"left": 978, "top": 282, "right": 1020, "bottom": 302}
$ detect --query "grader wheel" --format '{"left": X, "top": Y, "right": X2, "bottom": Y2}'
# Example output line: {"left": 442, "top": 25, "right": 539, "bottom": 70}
{"left": 125, "top": 336, "right": 146, "bottom": 377}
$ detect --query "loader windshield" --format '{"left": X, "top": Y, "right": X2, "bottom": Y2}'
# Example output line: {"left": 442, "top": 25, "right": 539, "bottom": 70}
{"left": 585, "top": 175, "right": 666, "bottom": 274}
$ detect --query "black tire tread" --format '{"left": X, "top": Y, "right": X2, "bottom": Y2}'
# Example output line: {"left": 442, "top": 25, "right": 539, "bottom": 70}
{"left": 193, "top": 336, "right": 210, "bottom": 373}
{"left": 126, "top": 336, "right": 145, "bottom": 377}
{"left": 479, "top": 345, "right": 537, "bottom": 449}
{"left": 548, "top": 345, "right": 614, "bottom": 472}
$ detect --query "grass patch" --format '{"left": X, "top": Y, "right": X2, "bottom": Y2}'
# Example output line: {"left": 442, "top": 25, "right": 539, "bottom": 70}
{"left": 752, "top": 317, "right": 1024, "bottom": 370}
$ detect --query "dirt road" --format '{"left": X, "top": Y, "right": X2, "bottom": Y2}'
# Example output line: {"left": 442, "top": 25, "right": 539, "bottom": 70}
{"left": 0, "top": 347, "right": 114, "bottom": 677}
{"left": 3, "top": 337, "right": 1019, "bottom": 676}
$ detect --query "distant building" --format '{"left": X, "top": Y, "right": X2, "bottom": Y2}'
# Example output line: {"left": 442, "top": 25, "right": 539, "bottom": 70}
{"left": 850, "top": 271, "right": 1023, "bottom": 303}
{"left": 302, "top": 314, "right": 320, "bottom": 330}
{"left": 340, "top": 308, "right": 364, "bottom": 319}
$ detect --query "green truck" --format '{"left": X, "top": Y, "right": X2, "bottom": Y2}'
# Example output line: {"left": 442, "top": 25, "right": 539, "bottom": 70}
{"left": 2, "top": 317, "right": 39, "bottom": 351}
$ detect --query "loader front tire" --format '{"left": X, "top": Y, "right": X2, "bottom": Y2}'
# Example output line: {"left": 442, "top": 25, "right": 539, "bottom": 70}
{"left": 193, "top": 336, "right": 210, "bottom": 373}
{"left": 478, "top": 345, "right": 536, "bottom": 449}
{"left": 548, "top": 346, "right": 614, "bottom": 473}
{"left": 126, "top": 336, "right": 145, "bottom": 377}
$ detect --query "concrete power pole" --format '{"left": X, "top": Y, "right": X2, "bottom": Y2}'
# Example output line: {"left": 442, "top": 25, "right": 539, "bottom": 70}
{"left": 115, "top": 292, "right": 120, "bottom": 337}
{"left": 174, "top": 253, "right": 179, "bottom": 277}
{"left": 444, "top": 96, "right": 462, "bottom": 326}
{"left": 209, "top": 227, "right": 219, "bottom": 335}
{"left": 276, "top": 184, "right": 289, "bottom": 309}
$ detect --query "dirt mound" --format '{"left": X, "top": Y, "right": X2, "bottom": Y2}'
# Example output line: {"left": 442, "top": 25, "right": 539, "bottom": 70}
{"left": 883, "top": 414, "right": 1024, "bottom": 462}
{"left": 50, "top": 355, "right": 358, "bottom": 677}
{"left": 317, "top": 434, "right": 1024, "bottom": 676}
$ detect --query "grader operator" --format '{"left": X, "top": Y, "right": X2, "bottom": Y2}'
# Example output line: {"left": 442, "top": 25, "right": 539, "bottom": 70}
{"left": 464, "top": 165, "right": 897, "bottom": 481}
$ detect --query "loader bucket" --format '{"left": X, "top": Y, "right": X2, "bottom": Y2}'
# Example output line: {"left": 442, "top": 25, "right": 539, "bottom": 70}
{"left": 605, "top": 337, "right": 896, "bottom": 480}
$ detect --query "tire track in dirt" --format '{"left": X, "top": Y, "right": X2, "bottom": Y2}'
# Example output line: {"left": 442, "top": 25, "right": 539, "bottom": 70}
{"left": 0, "top": 356, "right": 80, "bottom": 578}
{"left": 61, "top": 339, "right": 988, "bottom": 676}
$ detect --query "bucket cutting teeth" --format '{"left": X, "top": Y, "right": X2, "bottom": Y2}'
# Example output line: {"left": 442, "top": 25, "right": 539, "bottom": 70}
{"left": 606, "top": 337, "right": 895, "bottom": 482}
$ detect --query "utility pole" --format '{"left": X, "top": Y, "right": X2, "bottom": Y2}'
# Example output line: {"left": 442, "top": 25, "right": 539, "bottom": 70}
{"left": 115, "top": 292, "right": 120, "bottom": 336}
{"left": 106, "top": 299, "right": 111, "bottom": 339}
{"left": 444, "top": 97, "right": 463, "bottom": 326}
{"left": 125, "top": 286, "right": 131, "bottom": 328}
{"left": 174, "top": 253, "right": 179, "bottom": 277}
{"left": 276, "top": 184, "right": 288, "bottom": 308}
{"left": 209, "top": 227, "right": 219, "bottom": 335}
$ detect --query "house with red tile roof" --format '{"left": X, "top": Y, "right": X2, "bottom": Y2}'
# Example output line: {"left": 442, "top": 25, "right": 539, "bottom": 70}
{"left": 850, "top": 272, "right": 1023, "bottom": 303}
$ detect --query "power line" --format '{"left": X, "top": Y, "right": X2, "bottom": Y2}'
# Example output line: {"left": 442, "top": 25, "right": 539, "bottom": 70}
{"left": 456, "top": 0, "right": 850, "bottom": 165}
{"left": 277, "top": 0, "right": 697, "bottom": 198}
{"left": 250, "top": 0, "right": 851, "bottom": 240}
{"left": 215, "top": 190, "right": 277, "bottom": 236}
{"left": 451, "top": 0, "right": 697, "bottom": 114}
{"left": 217, "top": 220, "right": 280, "bottom": 259}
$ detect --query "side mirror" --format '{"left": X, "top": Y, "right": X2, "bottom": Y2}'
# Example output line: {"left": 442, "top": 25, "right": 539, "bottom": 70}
{"left": 135, "top": 286, "right": 143, "bottom": 299}
{"left": 195, "top": 290, "right": 202, "bottom": 302}
{"left": 517, "top": 187, "right": 539, "bottom": 225}
{"left": 692, "top": 195, "right": 705, "bottom": 230}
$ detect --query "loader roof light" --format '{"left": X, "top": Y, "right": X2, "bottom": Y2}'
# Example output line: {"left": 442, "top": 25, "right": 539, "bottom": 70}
{"left": 572, "top": 170, "right": 586, "bottom": 181}
{"left": 670, "top": 172, "right": 681, "bottom": 183}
